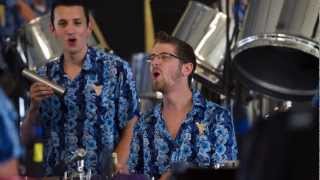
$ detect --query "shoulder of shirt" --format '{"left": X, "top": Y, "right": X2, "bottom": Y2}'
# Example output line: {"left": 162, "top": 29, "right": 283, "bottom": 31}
{"left": 90, "top": 47, "right": 130, "bottom": 67}
{"left": 43, "top": 47, "right": 130, "bottom": 66}
{"left": 41, "top": 48, "right": 131, "bottom": 72}
{"left": 205, "top": 99, "right": 230, "bottom": 114}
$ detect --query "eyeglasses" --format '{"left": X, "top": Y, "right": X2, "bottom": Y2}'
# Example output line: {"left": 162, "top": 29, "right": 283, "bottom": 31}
{"left": 146, "top": 52, "right": 182, "bottom": 62}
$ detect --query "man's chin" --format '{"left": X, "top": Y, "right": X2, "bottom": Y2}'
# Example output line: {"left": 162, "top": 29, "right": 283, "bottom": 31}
{"left": 65, "top": 47, "right": 79, "bottom": 54}
{"left": 152, "top": 83, "right": 165, "bottom": 93}
{"left": 152, "top": 83, "right": 161, "bottom": 92}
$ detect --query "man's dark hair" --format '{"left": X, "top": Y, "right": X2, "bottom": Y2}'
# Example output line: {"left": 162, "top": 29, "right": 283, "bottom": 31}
{"left": 50, "top": 0, "right": 90, "bottom": 28}
{"left": 154, "top": 31, "right": 197, "bottom": 87}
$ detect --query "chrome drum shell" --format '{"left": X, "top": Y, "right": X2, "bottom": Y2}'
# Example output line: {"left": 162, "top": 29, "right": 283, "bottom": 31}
{"left": 232, "top": 0, "right": 319, "bottom": 101}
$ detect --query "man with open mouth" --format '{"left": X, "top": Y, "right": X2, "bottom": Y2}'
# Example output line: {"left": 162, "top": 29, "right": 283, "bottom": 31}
{"left": 21, "top": 0, "right": 139, "bottom": 176}
{"left": 128, "top": 31, "right": 238, "bottom": 179}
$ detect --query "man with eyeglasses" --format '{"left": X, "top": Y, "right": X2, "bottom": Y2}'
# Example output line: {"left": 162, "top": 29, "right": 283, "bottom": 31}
{"left": 128, "top": 31, "right": 238, "bottom": 179}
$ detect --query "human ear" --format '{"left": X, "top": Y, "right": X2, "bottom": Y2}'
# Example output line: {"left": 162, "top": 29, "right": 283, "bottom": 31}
{"left": 182, "top": 62, "right": 194, "bottom": 77}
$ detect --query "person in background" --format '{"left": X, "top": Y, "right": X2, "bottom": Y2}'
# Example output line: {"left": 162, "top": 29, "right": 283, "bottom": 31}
{"left": 0, "top": 0, "right": 55, "bottom": 40}
{"left": 128, "top": 31, "right": 238, "bottom": 179}
{"left": 0, "top": 87, "right": 22, "bottom": 176}
{"left": 21, "top": 0, "right": 139, "bottom": 176}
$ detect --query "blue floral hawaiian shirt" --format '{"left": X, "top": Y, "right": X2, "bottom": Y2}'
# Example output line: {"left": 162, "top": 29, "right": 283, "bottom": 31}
{"left": 0, "top": 88, "right": 22, "bottom": 163}
{"left": 128, "top": 90, "right": 237, "bottom": 179}
{"left": 37, "top": 47, "right": 139, "bottom": 176}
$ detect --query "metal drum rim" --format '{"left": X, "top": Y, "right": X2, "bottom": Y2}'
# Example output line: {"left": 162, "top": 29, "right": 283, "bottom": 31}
{"left": 232, "top": 33, "right": 319, "bottom": 100}
{"left": 232, "top": 33, "right": 320, "bottom": 59}
{"left": 17, "top": 15, "right": 49, "bottom": 37}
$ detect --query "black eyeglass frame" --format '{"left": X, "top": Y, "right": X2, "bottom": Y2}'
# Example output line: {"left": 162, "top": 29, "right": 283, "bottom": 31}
{"left": 146, "top": 52, "right": 184, "bottom": 62}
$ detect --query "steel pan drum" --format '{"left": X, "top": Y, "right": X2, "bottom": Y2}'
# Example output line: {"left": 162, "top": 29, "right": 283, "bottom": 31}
{"left": 173, "top": 1, "right": 228, "bottom": 92}
{"left": 194, "top": 12, "right": 228, "bottom": 89}
{"left": 172, "top": 1, "right": 219, "bottom": 49}
{"left": 17, "top": 14, "right": 100, "bottom": 70}
{"left": 232, "top": 0, "right": 319, "bottom": 101}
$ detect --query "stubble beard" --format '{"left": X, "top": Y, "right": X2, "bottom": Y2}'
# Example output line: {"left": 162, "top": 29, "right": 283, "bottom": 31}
{"left": 152, "top": 80, "right": 164, "bottom": 92}
{"left": 152, "top": 68, "right": 183, "bottom": 93}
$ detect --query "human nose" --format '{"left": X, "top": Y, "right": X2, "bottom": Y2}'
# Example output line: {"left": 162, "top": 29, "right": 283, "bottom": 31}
{"left": 65, "top": 24, "right": 76, "bottom": 34}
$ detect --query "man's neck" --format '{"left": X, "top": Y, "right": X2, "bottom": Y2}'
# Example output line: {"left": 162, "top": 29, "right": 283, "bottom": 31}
{"left": 62, "top": 47, "right": 88, "bottom": 80}
{"left": 163, "top": 86, "right": 193, "bottom": 113}
{"left": 162, "top": 85, "right": 193, "bottom": 139}
{"left": 63, "top": 47, "right": 88, "bottom": 67}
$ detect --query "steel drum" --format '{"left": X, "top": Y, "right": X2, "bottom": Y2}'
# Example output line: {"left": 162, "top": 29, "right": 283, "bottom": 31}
{"left": 172, "top": 1, "right": 219, "bottom": 49}
{"left": 194, "top": 12, "right": 228, "bottom": 92}
{"left": 173, "top": 1, "right": 229, "bottom": 93}
{"left": 17, "top": 14, "right": 100, "bottom": 71}
{"left": 232, "top": 0, "right": 319, "bottom": 101}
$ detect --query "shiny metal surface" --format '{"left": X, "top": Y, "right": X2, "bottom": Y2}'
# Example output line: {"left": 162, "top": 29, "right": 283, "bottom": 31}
{"left": 63, "top": 148, "right": 92, "bottom": 180}
{"left": 17, "top": 14, "right": 100, "bottom": 70}
{"left": 194, "top": 12, "right": 228, "bottom": 87}
{"left": 74, "top": 148, "right": 86, "bottom": 158}
{"left": 172, "top": 1, "right": 218, "bottom": 49}
{"left": 214, "top": 160, "right": 240, "bottom": 169}
{"left": 239, "top": 0, "right": 319, "bottom": 40}
{"left": 195, "top": 12, "right": 227, "bottom": 70}
{"left": 22, "top": 68, "right": 65, "bottom": 95}
{"left": 246, "top": 92, "right": 292, "bottom": 122}
{"left": 173, "top": 1, "right": 230, "bottom": 92}
{"left": 232, "top": 0, "right": 319, "bottom": 101}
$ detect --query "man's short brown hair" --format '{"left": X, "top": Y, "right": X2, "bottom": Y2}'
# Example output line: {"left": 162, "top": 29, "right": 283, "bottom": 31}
{"left": 154, "top": 31, "right": 197, "bottom": 87}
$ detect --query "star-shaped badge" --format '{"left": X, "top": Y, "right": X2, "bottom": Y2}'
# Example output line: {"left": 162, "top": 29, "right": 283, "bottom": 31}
{"left": 196, "top": 122, "right": 206, "bottom": 135}
{"left": 92, "top": 84, "right": 103, "bottom": 96}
